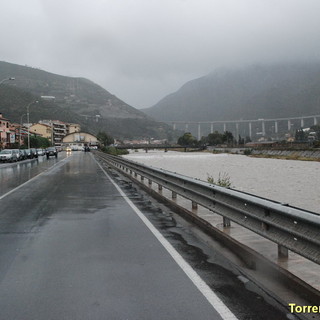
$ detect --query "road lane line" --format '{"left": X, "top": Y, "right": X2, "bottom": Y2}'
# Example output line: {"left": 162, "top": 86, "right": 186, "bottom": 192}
{"left": 0, "top": 158, "right": 70, "bottom": 201}
{"left": 94, "top": 155, "right": 238, "bottom": 320}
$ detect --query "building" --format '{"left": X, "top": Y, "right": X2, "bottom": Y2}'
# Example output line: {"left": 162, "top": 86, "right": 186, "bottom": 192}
{"left": 62, "top": 132, "right": 98, "bottom": 150}
{"left": 67, "top": 123, "right": 81, "bottom": 134}
{"left": 0, "top": 113, "right": 17, "bottom": 149}
{"left": 29, "top": 123, "right": 52, "bottom": 140}
{"left": 39, "top": 120, "right": 67, "bottom": 147}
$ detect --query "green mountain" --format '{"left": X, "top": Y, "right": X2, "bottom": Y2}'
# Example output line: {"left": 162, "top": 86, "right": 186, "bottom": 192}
{"left": 143, "top": 63, "right": 320, "bottom": 122}
{"left": 0, "top": 61, "right": 172, "bottom": 139}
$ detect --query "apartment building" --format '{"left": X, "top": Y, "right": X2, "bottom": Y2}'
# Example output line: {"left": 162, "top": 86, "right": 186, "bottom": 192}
{"left": 38, "top": 120, "right": 67, "bottom": 147}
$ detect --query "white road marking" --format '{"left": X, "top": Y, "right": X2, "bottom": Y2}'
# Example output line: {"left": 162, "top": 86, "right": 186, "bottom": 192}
{"left": 94, "top": 156, "right": 238, "bottom": 320}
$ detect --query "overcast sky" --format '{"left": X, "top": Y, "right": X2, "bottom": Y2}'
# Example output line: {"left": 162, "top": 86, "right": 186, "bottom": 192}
{"left": 1, "top": 0, "right": 320, "bottom": 108}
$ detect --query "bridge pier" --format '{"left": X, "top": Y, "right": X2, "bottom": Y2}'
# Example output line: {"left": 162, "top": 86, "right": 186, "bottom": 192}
{"left": 262, "top": 121, "right": 266, "bottom": 136}
{"left": 236, "top": 123, "right": 239, "bottom": 142}
{"left": 275, "top": 121, "right": 278, "bottom": 134}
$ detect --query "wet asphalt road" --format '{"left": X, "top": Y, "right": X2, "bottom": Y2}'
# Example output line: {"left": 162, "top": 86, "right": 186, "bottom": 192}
{"left": 0, "top": 152, "right": 226, "bottom": 320}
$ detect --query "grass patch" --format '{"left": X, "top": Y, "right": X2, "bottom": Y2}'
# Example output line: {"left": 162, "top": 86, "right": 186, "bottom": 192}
{"left": 207, "top": 172, "right": 232, "bottom": 188}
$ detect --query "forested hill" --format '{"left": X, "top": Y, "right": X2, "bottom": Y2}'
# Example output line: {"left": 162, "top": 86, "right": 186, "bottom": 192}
{"left": 0, "top": 61, "right": 171, "bottom": 139}
{"left": 143, "top": 63, "right": 320, "bottom": 122}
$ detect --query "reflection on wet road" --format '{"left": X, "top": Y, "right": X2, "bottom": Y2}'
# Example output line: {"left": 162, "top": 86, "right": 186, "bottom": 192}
{"left": 0, "top": 152, "right": 71, "bottom": 197}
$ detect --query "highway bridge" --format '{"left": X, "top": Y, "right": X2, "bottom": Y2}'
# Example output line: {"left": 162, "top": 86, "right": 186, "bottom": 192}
{"left": 0, "top": 152, "right": 319, "bottom": 320}
{"left": 116, "top": 144, "right": 205, "bottom": 152}
{"left": 168, "top": 114, "right": 320, "bottom": 140}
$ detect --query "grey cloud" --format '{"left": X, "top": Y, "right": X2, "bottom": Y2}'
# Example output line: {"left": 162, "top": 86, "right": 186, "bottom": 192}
{"left": 1, "top": 0, "right": 320, "bottom": 108}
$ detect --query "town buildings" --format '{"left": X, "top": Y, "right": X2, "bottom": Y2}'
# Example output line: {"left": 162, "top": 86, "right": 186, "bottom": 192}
{"left": 0, "top": 112, "right": 82, "bottom": 149}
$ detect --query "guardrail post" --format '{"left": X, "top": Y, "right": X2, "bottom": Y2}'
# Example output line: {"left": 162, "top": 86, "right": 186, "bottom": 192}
{"left": 141, "top": 176, "right": 144, "bottom": 181}
{"left": 192, "top": 201, "right": 198, "bottom": 210}
{"left": 223, "top": 217, "right": 231, "bottom": 227}
{"left": 134, "top": 172, "right": 137, "bottom": 177}
{"left": 158, "top": 184, "right": 162, "bottom": 191}
{"left": 148, "top": 179, "right": 152, "bottom": 186}
{"left": 172, "top": 191, "right": 177, "bottom": 199}
{"left": 278, "top": 245, "right": 289, "bottom": 259}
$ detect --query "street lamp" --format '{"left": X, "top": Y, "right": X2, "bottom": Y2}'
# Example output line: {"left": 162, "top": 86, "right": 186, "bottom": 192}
{"left": 26, "top": 100, "right": 38, "bottom": 149}
{"left": 0, "top": 77, "right": 15, "bottom": 85}
{"left": 20, "top": 113, "right": 27, "bottom": 148}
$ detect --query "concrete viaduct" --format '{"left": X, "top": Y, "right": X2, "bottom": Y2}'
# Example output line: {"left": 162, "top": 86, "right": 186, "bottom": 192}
{"left": 168, "top": 114, "right": 320, "bottom": 140}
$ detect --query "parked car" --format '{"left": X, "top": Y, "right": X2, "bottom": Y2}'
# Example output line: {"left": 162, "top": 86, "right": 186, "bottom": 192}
{"left": 36, "top": 149, "right": 45, "bottom": 156}
{"left": 46, "top": 147, "right": 58, "bottom": 158}
{"left": 24, "top": 149, "right": 35, "bottom": 159}
{"left": 31, "top": 148, "right": 38, "bottom": 158}
{"left": 11, "top": 149, "right": 23, "bottom": 161}
{"left": 19, "top": 149, "right": 28, "bottom": 160}
{"left": 0, "top": 149, "right": 19, "bottom": 162}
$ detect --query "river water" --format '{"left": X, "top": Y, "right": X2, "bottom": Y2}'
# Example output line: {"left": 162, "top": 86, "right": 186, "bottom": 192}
{"left": 124, "top": 150, "right": 320, "bottom": 214}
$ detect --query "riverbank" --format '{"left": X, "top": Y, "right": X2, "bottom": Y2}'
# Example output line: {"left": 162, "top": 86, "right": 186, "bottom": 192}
{"left": 250, "top": 149, "right": 320, "bottom": 161}
{"left": 208, "top": 147, "right": 320, "bottom": 161}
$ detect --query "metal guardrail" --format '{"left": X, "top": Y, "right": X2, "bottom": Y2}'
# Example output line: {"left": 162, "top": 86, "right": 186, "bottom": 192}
{"left": 95, "top": 152, "right": 320, "bottom": 265}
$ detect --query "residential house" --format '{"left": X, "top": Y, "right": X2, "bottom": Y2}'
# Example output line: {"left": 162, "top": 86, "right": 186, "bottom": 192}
{"left": 29, "top": 123, "right": 53, "bottom": 141}
{"left": 0, "top": 113, "right": 14, "bottom": 149}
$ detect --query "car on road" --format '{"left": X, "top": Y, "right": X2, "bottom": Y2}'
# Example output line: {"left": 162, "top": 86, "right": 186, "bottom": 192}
{"left": 0, "top": 149, "right": 19, "bottom": 162}
{"left": 46, "top": 147, "right": 58, "bottom": 158}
